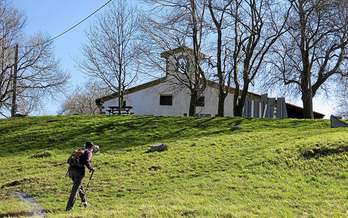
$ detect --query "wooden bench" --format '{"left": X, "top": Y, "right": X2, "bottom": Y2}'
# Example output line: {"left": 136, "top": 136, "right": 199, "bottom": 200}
{"left": 107, "top": 106, "right": 133, "bottom": 115}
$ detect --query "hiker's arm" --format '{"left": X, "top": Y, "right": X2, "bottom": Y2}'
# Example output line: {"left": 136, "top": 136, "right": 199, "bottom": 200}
{"left": 85, "top": 151, "right": 95, "bottom": 171}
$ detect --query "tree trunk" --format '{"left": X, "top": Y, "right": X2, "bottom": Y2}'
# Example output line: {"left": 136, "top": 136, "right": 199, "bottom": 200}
{"left": 118, "top": 92, "right": 123, "bottom": 115}
{"left": 189, "top": 0, "right": 205, "bottom": 117}
{"left": 217, "top": 88, "right": 226, "bottom": 117}
{"left": 234, "top": 77, "right": 249, "bottom": 117}
{"left": 234, "top": 101, "right": 244, "bottom": 117}
{"left": 233, "top": 83, "right": 240, "bottom": 117}
{"left": 189, "top": 90, "right": 197, "bottom": 116}
{"left": 301, "top": 90, "right": 314, "bottom": 119}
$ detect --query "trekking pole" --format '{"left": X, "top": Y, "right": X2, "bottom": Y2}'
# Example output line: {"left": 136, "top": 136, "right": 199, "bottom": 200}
{"left": 80, "top": 170, "right": 95, "bottom": 207}
{"left": 85, "top": 170, "right": 94, "bottom": 192}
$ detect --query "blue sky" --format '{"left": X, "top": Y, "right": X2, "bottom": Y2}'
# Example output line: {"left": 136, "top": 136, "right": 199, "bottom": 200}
{"left": 11, "top": 0, "right": 117, "bottom": 115}
{"left": 10, "top": 0, "right": 333, "bottom": 118}
{"left": 12, "top": 0, "right": 111, "bottom": 82}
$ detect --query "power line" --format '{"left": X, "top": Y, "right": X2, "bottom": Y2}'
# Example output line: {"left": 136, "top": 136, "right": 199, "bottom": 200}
{"left": 22, "top": 0, "right": 113, "bottom": 47}
{"left": 49, "top": 0, "right": 113, "bottom": 42}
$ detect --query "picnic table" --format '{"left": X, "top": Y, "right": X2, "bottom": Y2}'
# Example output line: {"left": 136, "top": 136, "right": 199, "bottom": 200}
{"left": 107, "top": 106, "right": 133, "bottom": 115}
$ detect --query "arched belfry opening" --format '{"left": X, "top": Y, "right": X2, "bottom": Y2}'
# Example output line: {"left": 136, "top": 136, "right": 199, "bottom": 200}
{"left": 160, "top": 46, "right": 205, "bottom": 81}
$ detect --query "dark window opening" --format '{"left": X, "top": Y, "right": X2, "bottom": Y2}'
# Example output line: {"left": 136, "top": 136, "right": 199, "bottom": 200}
{"left": 160, "top": 95, "right": 173, "bottom": 106}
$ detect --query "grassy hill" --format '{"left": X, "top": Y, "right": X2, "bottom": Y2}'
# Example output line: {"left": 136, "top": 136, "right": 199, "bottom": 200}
{"left": 0, "top": 115, "right": 347, "bottom": 217}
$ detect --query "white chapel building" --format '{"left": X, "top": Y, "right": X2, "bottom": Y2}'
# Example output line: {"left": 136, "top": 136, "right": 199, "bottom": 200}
{"left": 96, "top": 47, "right": 324, "bottom": 119}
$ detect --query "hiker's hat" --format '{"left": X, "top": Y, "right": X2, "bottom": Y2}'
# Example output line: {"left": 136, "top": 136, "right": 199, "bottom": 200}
{"left": 85, "top": 141, "right": 95, "bottom": 149}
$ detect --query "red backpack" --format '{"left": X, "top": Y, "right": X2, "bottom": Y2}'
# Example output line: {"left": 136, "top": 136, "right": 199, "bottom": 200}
{"left": 67, "top": 149, "right": 87, "bottom": 167}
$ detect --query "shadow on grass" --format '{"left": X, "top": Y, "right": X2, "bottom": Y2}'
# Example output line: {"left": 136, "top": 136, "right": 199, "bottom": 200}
{"left": 1, "top": 116, "right": 248, "bottom": 156}
{"left": 303, "top": 146, "right": 348, "bottom": 159}
{"left": 0, "top": 115, "right": 328, "bottom": 157}
{"left": 0, "top": 211, "right": 41, "bottom": 218}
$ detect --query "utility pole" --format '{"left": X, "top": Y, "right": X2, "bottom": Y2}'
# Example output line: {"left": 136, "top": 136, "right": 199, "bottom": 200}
{"left": 11, "top": 44, "right": 18, "bottom": 117}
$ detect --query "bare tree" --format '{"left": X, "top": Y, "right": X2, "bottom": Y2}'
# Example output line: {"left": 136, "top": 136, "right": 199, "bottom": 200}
{"left": 59, "top": 81, "right": 110, "bottom": 115}
{"left": 333, "top": 76, "right": 348, "bottom": 119}
{"left": 78, "top": 0, "right": 139, "bottom": 115}
{"left": 140, "top": 0, "right": 207, "bottom": 116}
{"left": 267, "top": 0, "right": 348, "bottom": 118}
{"left": 207, "top": 0, "right": 234, "bottom": 117}
{"left": 0, "top": 0, "right": 24, "bottom": 116}
{"left": 221, "top": 0, "right": 289, "bottom": 117}
{"left": 0, "top": 1, "right": 69, "bottom": 117}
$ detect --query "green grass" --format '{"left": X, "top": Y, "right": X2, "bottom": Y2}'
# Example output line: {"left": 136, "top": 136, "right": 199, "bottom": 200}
{"left": 0, "top": 115, "right": 347, "bottom": 217}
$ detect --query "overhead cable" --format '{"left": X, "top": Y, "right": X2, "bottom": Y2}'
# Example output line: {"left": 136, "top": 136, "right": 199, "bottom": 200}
{"left": 49, "top": 0, "right": 113, "bottom": 42}
{"left": 23, "top": 0, "right": 113, "bottom": 47}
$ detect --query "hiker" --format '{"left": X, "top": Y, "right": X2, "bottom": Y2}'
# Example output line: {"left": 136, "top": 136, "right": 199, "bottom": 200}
{"left": 66, "top": 141, "right": 96, "bottom": 211}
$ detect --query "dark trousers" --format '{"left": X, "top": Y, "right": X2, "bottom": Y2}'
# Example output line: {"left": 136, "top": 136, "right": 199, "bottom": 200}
{"left": 66, "top": 169, "right": 86, "bottom": 210}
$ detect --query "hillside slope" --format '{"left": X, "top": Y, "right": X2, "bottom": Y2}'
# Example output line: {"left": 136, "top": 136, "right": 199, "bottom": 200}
{"left": 0, "top": 115, "right": 347, "bottom": 217}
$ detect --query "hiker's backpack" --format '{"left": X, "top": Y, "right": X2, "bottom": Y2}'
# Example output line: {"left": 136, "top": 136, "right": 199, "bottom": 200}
{"left": 67, "top": 149, "right": 87, "bottom": 167}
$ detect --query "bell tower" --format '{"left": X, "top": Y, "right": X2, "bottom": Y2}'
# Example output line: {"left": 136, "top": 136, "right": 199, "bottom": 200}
{"left": 160, "top": 46, "right": 205, "bottom": 81}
